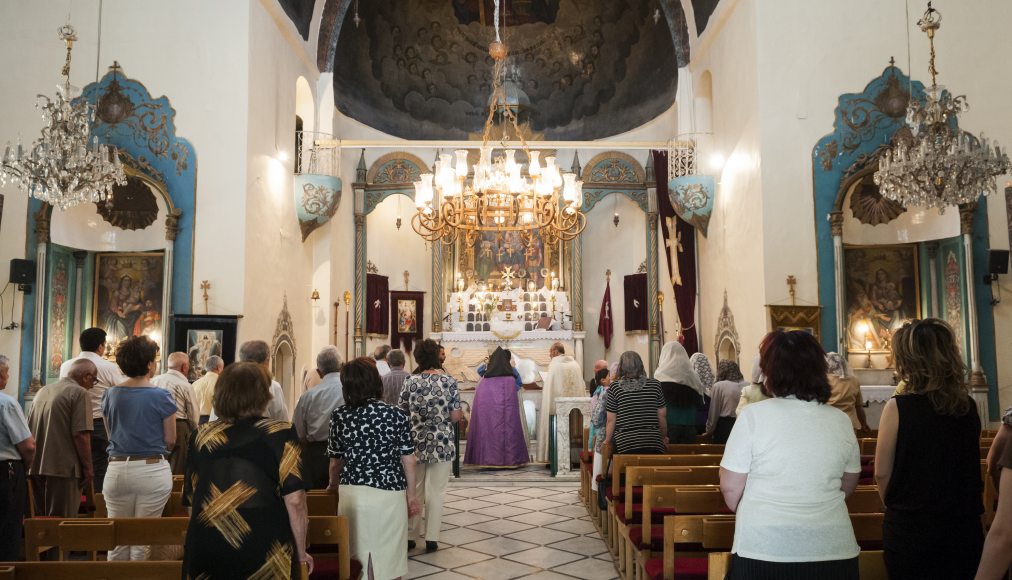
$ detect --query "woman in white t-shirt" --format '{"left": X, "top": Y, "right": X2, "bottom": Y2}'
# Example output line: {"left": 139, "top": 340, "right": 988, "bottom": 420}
{"left": 720, "top": 330, "right": 862, "bottom": 579}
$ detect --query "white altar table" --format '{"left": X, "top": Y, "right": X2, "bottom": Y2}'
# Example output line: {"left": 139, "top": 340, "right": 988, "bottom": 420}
{"left": 555, "top": 397, "right": 592, "bottom": 476}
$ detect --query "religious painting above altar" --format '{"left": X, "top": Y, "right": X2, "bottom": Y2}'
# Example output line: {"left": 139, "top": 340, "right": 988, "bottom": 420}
{"left": 470, "top": 230, "right": 546, "bottom": 289}
{"left": 93, "top": 252, "right": 165, "bottom": 348}
{"left": 844, "top": 245, "right": 920, "bottom": 352}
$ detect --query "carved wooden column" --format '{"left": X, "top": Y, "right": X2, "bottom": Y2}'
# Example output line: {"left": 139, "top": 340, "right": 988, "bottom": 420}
{"left": 31, "top": 205, "right": 50, "bottom": 382}
{"left": 959, "top": 203, "right": 988, "bottom": 425}
{"left": 646, "top": 193, "right": 660, "bottom": 371}
{"left": 829, "top": 211, "right": 847, "bottom": 354}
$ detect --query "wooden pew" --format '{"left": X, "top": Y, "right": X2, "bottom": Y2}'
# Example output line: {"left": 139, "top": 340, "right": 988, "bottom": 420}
{"left": 666, "top": 444, "right": 724, "bottom": 455}
{"left": 632, "top": 485, "right": 727, "bottom": 580}
{"left": 93, "top": 492, "right": 187, "bottom": 518}
{"left": 24, "top": 517, "right": 187, "bottom": 561}
{"left": 306, "top": 490, "right": 338, "bottom": 516}
{"left": 307, "top": 515, "right": 352, "bottom": 580}
{"left": 0, "top": 562, "right": 182, "bottom": 579}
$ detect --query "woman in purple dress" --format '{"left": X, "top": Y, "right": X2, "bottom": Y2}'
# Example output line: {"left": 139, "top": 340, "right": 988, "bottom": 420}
{"left": 464, "top": 347, "right": 529, "bottom": 468}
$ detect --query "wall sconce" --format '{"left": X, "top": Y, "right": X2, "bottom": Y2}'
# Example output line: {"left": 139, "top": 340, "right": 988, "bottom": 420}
{"left": 311, "top": 289, "right": 320, "bottom": 302}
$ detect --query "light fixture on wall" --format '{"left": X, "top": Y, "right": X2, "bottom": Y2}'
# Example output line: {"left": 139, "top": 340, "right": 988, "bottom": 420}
{"left": 411, "top": 0, "right": 586, "bottom": 248}
{"left": 873, "top": 2, "right": 1010, "bottom": 211}
{"left": 0, "top": 23, "right": 127, "bottom": 210}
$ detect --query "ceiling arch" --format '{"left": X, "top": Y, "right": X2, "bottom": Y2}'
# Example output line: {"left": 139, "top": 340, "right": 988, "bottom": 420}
{"left": 308, "top": 0, "right": 690, "bottom": 140}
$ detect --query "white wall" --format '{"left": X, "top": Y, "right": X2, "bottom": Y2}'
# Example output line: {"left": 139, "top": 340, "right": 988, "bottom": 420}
{"left": 688, "top": 0, "right": 768, "bottom": 368}
{"left": 0, "top": 0, "right": 250, "bottom": 396}
{"left": 753, "top": 0, "right": 1012, "bottom": 412}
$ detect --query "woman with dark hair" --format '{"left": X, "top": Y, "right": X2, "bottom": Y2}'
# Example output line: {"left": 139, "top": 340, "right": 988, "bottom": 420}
{"left": 604, "top": 351, "right": 667, "bottom": 455}
{"left": 875, "top": 319, "right": 983, "bottom": 579}
{"left": 183, "top": 362, "right": 311, "bottom": 578}
{"left": 703, "top": 360, "right": 748, "bottom": 444}
{"left": 720, "top": 330, "right": 861, "bottom": 579}
{"left": 101, "top": 335, "right": 176, "bottom": 561}
{"left": 399, "top": 339, "right": 461, "bottom": 553}
{"left": 328, "top": 357, "right": 417, "bottom": 579}
{"left": 464, "top": 347, "right": 528, "bottom": 468}
{"left": 654, "top": 342, "right": 705, "bottom": 444}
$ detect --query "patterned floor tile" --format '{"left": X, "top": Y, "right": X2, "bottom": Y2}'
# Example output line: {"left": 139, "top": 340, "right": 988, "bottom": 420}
{"left": 549, "top": 535, "right": 609, "bottom": 556}
{"left": 453, "top": 558, "right": 541, "bottom": 580}
{"left": 508, "top": 497, "right": 566, "bottom": 511}
{"left": 511, "top": 487, "right": 565, "bottom": 498}
{"left": 544, "top": 518, "right": 597, "bottom": 535}
{"left": 480, "top": 492, "right": 530, "bottom": 504}
{"left": 543, "top": 504, "right": 591, "bottom": 518}
{"left": 466, "top": 518, "right": 534, "bottom": 535}
{"left": 405, "top": 559, "right": 444, "bottom": 579}
{"left": 462, "top": 536, "right": 539, "bottom": 557}
{"left": 448, "top": 487, "right": 499, "bottom": 498}
{"left": 411, "top": 546, "right": 493, "bottom": 569}
{"left": 444, "top": 498, "right": 498, "bottom": 511}
{"left": 503, "top": 546, "right": 585, "bottom": 568}
{"left": 441, "top": 511, "right": 498, "bottom": 527}
{"left": 415, "top": 571, "right": 473, "bottom": 580}
{"left": 471, "top": 504, "right": 533, "bottom": 519}
{"left": 435, "top": 527, "right": 496, "bottom": 546}
{"left": 519, "top": 571, "right": 581, "bottom": 580}
{"left": 506, "top": 510, "right": 570, "bottom": 526}
{"left": 504, "top": 527, "right": 576, "bottom": 546}
{"left": 550, "top": 557, "right": 621, "bottom": 579}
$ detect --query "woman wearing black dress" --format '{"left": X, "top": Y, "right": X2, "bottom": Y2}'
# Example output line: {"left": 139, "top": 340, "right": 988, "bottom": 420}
{"left": 875, "top": 319, "right": 983, "bottom": 579}
{"left": 182, "top": 362, "right": 312, "bottom": 579}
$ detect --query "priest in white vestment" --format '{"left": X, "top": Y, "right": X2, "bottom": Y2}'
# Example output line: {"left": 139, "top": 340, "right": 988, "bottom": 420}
{"left": 536, "top": 342, "right": 585, "bottom": 463}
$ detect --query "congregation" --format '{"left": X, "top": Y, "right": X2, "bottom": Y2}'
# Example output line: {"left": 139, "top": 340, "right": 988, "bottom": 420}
{"left": 0, "top": 317, "right": 1008, "bottom": 579}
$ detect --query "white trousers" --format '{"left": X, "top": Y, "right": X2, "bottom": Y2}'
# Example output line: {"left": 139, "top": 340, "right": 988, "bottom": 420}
{"left": 103, "top": 459, "right": 172, "bottom": 560}
{"left": 410, "top": 460, "right": 452, "bottom": 542}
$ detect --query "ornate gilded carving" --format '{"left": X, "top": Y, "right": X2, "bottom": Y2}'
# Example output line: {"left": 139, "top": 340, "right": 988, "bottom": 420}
{"left": 714, "top": 291, "right": 742, "bottom": 364}
{"left": 580, "top": 152, "right": 648, "bottom": 213}
{"left": 164, "top": 208, "right": 183, "bottom": 242}
{"left": 959, "top": 202, "right": 977, "bottom": 235}
{"left": 96, "top": 174, "right": 160, "bottom": 230}
{"left": 848, "top": 175, "right": 906, "bottom": 226}
{"left": 828, "top": 211, "right": 845, "bottom": 237}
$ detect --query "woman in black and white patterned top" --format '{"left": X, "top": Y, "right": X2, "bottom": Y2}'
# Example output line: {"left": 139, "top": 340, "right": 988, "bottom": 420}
{"left": 399, "top": 339, "right": 461, "bottom": 553}
{"left": 328, "top": 358, "right": 418, "bottom": 579}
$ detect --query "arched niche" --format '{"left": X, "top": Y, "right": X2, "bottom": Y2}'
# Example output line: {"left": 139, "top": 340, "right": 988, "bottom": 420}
{"left": 20, "top": 65, "right": 196, "bottom": 392}
{"left": 272, "top": 295, "right": 299, "bottom": 411}
{"left": 713, "top": 290, "right": 740, "bottom": 365}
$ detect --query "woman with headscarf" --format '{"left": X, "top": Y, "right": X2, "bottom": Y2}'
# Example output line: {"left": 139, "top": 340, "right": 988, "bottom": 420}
{"left": 737, "top": 354, "right": 771, "bottom": 415}
{"left": 604, "top": 352, "right": 667, "bottom": 455}
{"left": 589, "top": 362, "right": 617, "bottom": 491}
{"left": 704, "top": 360, "right": 748, "bottom": 444}
{"left": 690, "top": 352, "right": 715, "bottom": 434}
{"left": 654, "top": 343, "right": 705, "bottom": 444}
{"left": 463, "top": 347, "right": 529, "bottom": 468}
{"left": 826, "top": 352, "right": 871, "bottom": 434}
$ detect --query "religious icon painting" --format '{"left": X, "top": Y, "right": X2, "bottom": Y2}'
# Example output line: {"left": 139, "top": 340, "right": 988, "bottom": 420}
{"left": 397, "top": 299, "right": 418, "bottom": 333}
{"left": 843, "top": 244, "right": 920, "bottom": 352}
{"left": 171, "top": 315, "right": 239, "bottom": 381}
{"left": 93, "top": 252, "right": 165, "bottom": 350}
{"left": 186, "top": 329, "right": 223, "bottom": 381}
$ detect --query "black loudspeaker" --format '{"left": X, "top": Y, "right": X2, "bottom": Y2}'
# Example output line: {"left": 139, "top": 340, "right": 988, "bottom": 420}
{"left": 9, "top": 259, "right": 35, "bottom": 286}
{"left": 988, "top": 249, "right": 1010, "bottom": 275}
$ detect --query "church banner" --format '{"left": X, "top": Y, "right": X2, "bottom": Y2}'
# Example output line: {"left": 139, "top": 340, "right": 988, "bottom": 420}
{"left": 624, "top": 273, "right": 649, "bottom": 332}
{"left": 668, "top": 175, "right": 715, "bottom": 237}
{"left": 366, "top": 273, "right": 389, "bottom": 335}
{"left": 598, "top": 279, "right": 613, "bottom": 349}
{"left": 390, "top": 291, "right": 424, "bottom": 353}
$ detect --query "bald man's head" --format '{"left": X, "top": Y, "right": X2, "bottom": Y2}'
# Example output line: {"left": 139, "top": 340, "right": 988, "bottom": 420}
{"left": 593, "top": 360, "right": 608, "bottom": 372}
{"left": 67, "top": 359, "right": 98, "bottom": 390}
{"left": 167, "top": 352, "right": 190, "bottom": 373}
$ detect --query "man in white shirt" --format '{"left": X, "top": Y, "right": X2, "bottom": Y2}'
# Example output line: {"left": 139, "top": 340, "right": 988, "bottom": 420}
{"left": 238, "top": 340, "right": 289, "bottom": 421}
{"left": 58, "top": 327, "right": 127, "bottom": 492}
{"left": 292, "top": 346, "right": 344, "bottom": 488}
{"left": 0, "top": 354, "right": 35, "bottom": 561}
{"left": 151, "top": 352, "right": 199, "bottom": 474}
{"left": 373, "top": 344, "right": 392, "bottom": 377}
{"left": 535, "top": 342, "right": 584, "bottom": 463}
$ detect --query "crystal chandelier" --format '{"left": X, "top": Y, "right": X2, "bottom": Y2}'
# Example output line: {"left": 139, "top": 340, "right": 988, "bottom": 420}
{"left": 411, "top": 0, "right": 586, "bottom": 247}
{"left": 0, "top": 24, "right": 126, "bottom": 211}
{"left": 874, "top": 3, "right": 1010, "bottom": 211}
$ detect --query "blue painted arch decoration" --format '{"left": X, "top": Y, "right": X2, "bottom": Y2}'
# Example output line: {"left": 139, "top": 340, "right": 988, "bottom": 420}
{"left": 580, "top": 151, "right": 648, "bottom": 214}
{"left": 812, "top": 65, "right": 998, "bottom": 418}
{"left": 18, "top": 65, "right": 196, "bottom": 394}
{"left": 363, "top": 152, "right": 429, "bottom": 214}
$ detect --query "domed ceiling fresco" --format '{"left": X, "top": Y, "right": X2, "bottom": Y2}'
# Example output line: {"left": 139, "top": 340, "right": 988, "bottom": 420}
{"left": 315, "top": 0, "right": 690, "bottom": 140}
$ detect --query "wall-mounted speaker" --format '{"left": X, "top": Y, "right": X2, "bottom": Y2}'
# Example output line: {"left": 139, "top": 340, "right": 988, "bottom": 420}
{"left": 9, "top": 259, "right": 35, "bottom": 286}
{"left": 988, "top": 249, "right": 1009, "bottom": 275}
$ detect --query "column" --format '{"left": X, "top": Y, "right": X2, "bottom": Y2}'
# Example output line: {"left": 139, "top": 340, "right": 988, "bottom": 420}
{"left": 959, "top": 204, "right": 988, "bottom": 425}
{"left": 162, "top": 209, "right": 181, "bottom": 373}
{"left": 829, "top": 211, "right": 847, "bottom": 355}
{"left": 71, "top": 251, "right": 87, "bottom": 355}
{"left": 926, "top": 244, "right": 939, "bottom": 317}
{"left": 431, "top": 239, "right": 444, "bottom": 333}
{"left": 646, "top": 193, "right": 660, "bottom": 371}
{"left": 31, "top": 209, "right": 49, "bottom": 383}
{"left": 571, "top": 236, "right": 583, "bottom": 332}
{"left": 353, "top": 211, "right": 365, "bottom": 357}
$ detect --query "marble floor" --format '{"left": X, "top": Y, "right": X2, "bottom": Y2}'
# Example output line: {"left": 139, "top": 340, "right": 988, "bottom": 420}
{"left": 406, "top": 483, "right": 616, "bottom": 579}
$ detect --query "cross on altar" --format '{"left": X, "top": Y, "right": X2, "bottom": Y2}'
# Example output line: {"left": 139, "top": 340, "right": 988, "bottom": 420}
{"left": 500, "top": 266, "right": 517, "bottom": 289}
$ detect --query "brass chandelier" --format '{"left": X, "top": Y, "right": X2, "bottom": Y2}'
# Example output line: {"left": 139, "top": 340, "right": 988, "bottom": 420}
{"left": 411, "top": 0, "right": 586, "bottom": 247}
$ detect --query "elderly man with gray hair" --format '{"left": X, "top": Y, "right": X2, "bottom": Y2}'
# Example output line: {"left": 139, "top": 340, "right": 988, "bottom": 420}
{"left": 152, "top": 352, "right": 199, "bottom": 474}
{"left": 292, "top": 345, "right": 345, "bottom": 488}
{"left": 191, "top": 355, "right": 224, "bottom": 424}
{"left": 238, "top": 340, "right": 289, "bottom": 421}
{"left": 381, "top": 349, "right": 409, "bottom": 405}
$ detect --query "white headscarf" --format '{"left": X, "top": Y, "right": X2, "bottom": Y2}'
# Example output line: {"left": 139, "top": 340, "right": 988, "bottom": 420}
{"left": 750, "top": 353, "right": 765, "bottom": 384}
{"left": 653, "top": 342, "right": 705, "bottom": 396}
{"left": 825, "top": 352, "right": 850, "bottom": 379}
